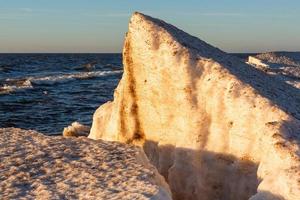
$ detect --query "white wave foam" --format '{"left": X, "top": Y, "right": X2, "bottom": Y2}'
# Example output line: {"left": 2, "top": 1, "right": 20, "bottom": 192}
{"left": 0, "top": 70, "right": 123, "bottom": 94}
{"left": 0, "top": 79, "right": 33, "bottom": 94}
{"left": 31, "top": 70, "right": 123, "bottom": 85}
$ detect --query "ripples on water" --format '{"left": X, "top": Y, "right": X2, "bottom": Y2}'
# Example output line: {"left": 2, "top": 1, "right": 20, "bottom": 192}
{"left": 0, "top": 54, "right": 123, "bottom": 135}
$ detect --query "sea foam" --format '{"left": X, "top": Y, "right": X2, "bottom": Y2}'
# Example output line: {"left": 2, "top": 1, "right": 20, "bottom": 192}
{"left": 0, "top": 70, "right": 123, "bottom": 94}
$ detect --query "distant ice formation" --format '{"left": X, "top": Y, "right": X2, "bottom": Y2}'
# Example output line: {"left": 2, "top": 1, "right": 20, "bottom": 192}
{"left": 248, "top": 52, "right": 300, "bottom": 89}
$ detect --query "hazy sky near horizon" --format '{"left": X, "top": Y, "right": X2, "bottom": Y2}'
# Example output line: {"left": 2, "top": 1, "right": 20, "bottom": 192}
{"left": 0, "top": 0, "right": 299, "bottom": 53}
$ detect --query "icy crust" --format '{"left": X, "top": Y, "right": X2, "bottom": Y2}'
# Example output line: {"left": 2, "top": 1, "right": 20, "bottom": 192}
{"left": 63, "top": 121, "right": 90, "bottom": 137}
{"left": 0, "top": 128, "right": 171, "bottom": 200}
{"left": 89, "top": 12, "right": 300, "bottom": 200}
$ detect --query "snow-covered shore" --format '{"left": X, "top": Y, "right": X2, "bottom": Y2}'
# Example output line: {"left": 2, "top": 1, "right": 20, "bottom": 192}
{"left": 0, "top": 128, "right": 171, "bottom": 200}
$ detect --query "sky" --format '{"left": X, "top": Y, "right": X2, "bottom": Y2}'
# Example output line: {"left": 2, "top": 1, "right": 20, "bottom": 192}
{"left": 0, "top": 0, "right": 299, "bottom": 53}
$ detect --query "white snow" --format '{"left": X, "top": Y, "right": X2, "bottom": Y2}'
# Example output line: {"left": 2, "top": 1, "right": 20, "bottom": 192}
{"left": 0, "top": 128, "right": 171, "bottom": 200}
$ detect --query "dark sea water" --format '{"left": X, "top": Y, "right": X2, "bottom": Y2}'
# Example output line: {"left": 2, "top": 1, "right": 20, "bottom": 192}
{"left": 0, "top": 54, "right": 123, "bottom": 135}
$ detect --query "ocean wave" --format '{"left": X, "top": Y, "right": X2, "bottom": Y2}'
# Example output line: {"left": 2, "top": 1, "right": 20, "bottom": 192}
{"left": 0, "top": 79, "right": 33, "bottom": 94}
{"left": 0, "top": 70, "right": 123, "bottom": 94}
{"left": 30, "top": 70, "right": 123, "bottom": 85}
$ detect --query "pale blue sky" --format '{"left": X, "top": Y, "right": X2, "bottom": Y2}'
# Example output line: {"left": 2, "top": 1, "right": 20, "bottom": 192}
{"left": 0, "top": 0, "right": 299, "bottom": 53}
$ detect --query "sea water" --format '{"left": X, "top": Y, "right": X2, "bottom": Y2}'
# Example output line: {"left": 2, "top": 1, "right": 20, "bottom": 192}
{"left": 0, "top": 54, "right": 122, "bottom": 135}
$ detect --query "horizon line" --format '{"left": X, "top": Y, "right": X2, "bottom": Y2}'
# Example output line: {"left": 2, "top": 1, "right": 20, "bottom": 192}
{"left": 0, "top": 51, "right": 300, "bottom": 54}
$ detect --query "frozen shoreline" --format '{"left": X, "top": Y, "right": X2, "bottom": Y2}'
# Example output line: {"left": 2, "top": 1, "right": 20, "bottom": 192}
{"left": 0, "top": 128, "right": 171, "bottom": 200}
